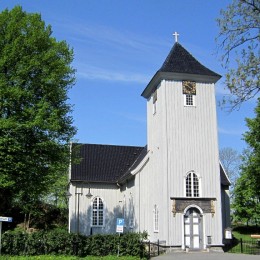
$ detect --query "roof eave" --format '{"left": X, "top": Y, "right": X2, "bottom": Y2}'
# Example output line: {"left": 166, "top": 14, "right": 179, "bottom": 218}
{"left": 141, "top": 71, "right": 221, "bottom": 99}
{"left": 70, "top": 179, "right": 118, "bottom": 185}
{"left": 117, "top": 149, "right": 149, "bottom": 185}
{"left": 220, "top": 161, "right": 231, "bottom": 186}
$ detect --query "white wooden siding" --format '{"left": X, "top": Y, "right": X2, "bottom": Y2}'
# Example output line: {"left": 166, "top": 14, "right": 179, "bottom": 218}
{"left": 143, "top": 79, "right": 224, "bottom": 246}
{"left": 69, "top": 77, "right": 228, "bottom": 248}
{"left": 69, "top": 183, "right": 122, "bottom": 235}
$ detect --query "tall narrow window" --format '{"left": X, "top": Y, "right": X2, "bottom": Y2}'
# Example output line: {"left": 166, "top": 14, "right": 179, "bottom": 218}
{"left": 154, "top": 205, "right": 159, "bottom": 232}
{"left": 123, "top": 196, "right": 127, "bottom": 227}
{"left": 186, "top": 173, "right": 192, "bottom": 197}
{"left": 186, "top": 172, "right": 200, "bottom": 197}
{"left": 92, "top": 197, "right": 104, "bottom": 226}
{"left": 129, "top": 194, "right": 134, "bottom": 228}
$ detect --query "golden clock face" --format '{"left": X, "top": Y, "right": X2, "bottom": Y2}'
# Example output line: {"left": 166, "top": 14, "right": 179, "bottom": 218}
{"left": 182, "top": 81, "right": 196, "bottom": 95}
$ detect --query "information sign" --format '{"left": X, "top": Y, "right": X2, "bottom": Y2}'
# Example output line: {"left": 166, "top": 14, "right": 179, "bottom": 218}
{"left": 0, "top": 217, "right": 12, "bottom": 222}
{"left": 225, "top": 228, "right": 232, "bottom": 239}
{"left": 116, "top": 218, "right": 124, "bottom": 233}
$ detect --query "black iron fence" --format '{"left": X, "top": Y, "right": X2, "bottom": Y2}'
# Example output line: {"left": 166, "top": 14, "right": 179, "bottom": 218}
{"left": 142, "top": 240, "right": 167, "bottom": 258}
{"left": 142, "top": 238, "right": 260, "bottom": 258}
{"left": 226, "top": 238, "right": 260, "bottom": 255}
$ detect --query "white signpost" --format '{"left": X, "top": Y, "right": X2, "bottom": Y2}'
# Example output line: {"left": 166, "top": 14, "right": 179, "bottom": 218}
{"left": 116, "top": 218, "right": 124, "bottom": 256}
{"left": 0, "top": 216, "right": 13, "bottom": 255}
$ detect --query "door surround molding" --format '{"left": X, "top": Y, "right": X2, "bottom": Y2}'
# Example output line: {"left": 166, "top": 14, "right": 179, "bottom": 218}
{"left": 182, "top": 205, "right": 206, "bottom": 250}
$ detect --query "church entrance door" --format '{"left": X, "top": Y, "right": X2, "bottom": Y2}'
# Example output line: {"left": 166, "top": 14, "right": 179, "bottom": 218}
{"left": 184, "top": 208, "right": 203, "bottom": 249}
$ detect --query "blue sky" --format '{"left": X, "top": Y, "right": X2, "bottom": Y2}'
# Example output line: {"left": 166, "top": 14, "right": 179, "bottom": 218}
{"left": 1, "top": 0, "right": 257, "bottom": 153}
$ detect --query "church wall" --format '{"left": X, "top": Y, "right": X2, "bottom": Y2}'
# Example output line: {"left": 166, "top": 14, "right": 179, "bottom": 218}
{"left": 160, "top": 80, "right": 220, "bottom": 198}
{"left": 145, "top": 82, "right": 171, "bottom": 243}
{"left": 221, "top": 187, "right": 231, "bottom": 230}
{"left": 68, "top": 182, "right": 122, "bottom": 236}
{"left": 163, "top": 80, "right": 223, "bottom": 245}
{"left": 118, "top": 178, "right": 141, "bottom": 233}
{"left": 170, "top": 213, "right": 183, "bottom": 246}
{"left": 130, "top": 149, "right": 170, "bottom": 243}
{"left": 145, "top": 79, "right": 224, "bottom": 247}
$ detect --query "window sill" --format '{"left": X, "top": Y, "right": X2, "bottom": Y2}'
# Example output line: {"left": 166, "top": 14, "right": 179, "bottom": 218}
{"left": 91, "top": 225, "right": 104, "bottom": 228}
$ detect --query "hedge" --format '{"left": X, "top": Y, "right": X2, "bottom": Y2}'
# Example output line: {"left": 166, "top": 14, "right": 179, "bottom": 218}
{"left": 2, "top": 229, "right": 148, "bottom": 257}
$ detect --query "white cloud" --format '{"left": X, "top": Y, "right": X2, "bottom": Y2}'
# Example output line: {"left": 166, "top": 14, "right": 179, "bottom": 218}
{"left": 55, "top": 18, "right": 168, "bottom": 55}
{"left": 116, "top": 112, "right": 146, "bottom": 124}
{"left": 218, "top": 127, "right": 244, "bottom": 136}
{"left": 76, "top": 64, "right": 149, "bottom": 84}
{"left": 52, "top": 18, "right": 166, "bottom": 84}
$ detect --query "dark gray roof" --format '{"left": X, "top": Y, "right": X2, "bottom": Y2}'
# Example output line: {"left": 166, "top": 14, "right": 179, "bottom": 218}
{"left": 159, "top": 42, "right": 221, "bottom": 77}
{"left": 220, "top": 163, "right": 231, "bottom": 186}
{"left": 71, "top": 143, "right": 228, "bottom": 188}
{"left": 141, "top": 42, "right": 221, "bottom": 98}
{"left": 118, "top": 145, "right": 148, "bottom": 183}
{"left": 71, "top": 143, "right": 145, "bottom": 183}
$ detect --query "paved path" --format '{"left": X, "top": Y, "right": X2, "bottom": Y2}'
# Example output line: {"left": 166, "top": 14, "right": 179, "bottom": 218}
{"left": 152, "top": 252, "right": 260, "bottom": 260}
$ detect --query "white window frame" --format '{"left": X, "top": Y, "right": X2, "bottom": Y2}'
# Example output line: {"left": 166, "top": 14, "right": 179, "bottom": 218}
{"left": 91, "top": 197, "right": 104, "bottom": 227}
{"left": 153, "top": 204, "right": 159, "bottom": 233}
{"left": 184, "top": 94, "right": 196, "bottom": 107}
{"left": 129, "top": 194, "right": 134, "bottom": 229}
{"left": 185, "top": 171, "right": 200, "bottom": 198}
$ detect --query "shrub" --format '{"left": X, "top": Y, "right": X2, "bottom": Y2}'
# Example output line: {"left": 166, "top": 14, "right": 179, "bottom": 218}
{"left": 2, "top": 229, "right": 147, "bottom": 257}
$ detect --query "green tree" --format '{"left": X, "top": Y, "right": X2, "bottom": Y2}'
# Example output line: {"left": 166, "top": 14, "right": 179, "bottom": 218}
{"left": 216, "top": 0, "right": 260, "bottom": 109}
{"left": 232, "top": 98, "right": 260, "bottom": 224}
{"left": 232, "top": 170, "right": 258, "bottom": 225}
{"left": 0, "top": 6, "right": 76, "bottom": 217}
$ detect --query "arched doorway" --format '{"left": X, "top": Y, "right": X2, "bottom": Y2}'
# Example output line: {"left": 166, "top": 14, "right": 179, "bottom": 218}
{"left": 184, "top": 207, "right": 203, "bottom": 249}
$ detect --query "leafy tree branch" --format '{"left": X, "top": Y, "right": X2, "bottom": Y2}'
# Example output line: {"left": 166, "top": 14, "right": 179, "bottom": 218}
{"left": 216, "top": 0, "right": 260, "bottom": 110}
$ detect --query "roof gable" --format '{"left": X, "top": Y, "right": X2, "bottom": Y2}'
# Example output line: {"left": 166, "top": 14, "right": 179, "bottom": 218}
{"left": 71, "top": 143, "right": 145, "bottom": 183}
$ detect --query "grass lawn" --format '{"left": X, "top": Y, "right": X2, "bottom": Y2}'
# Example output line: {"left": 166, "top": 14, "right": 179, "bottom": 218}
{"left": 232, "top": 225, "right": 260, "bottom": 240}
{"left": 0, "top": 256, "right": 142, "bottom": 260}
{"left": 232, "top": 230, "right": 252, "bottom": 240}
{"left": 226, "top": 226, "right": 260, "bottom": 254}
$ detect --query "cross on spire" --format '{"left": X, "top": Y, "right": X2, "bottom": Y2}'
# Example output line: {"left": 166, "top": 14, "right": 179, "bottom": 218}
{"left": 173, "top": 32, "right": 179, "bottom": 43}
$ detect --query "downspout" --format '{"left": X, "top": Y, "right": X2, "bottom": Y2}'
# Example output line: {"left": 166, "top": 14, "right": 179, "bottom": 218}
{"left": 139, "top": 168, "right": 141, "bottom": 233}
{"left": 164, "top": 79, "right": 170, "bottom": 244}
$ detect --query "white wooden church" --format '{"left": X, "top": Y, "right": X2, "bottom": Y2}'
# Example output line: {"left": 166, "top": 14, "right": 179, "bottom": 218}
{"left": 68, "top": 37, "right": 231, "bottom": 251}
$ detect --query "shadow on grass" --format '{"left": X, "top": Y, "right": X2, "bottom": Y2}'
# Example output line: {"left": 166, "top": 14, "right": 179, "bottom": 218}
{"left": 223, "top": 226, "right": 260, "bottom": 254}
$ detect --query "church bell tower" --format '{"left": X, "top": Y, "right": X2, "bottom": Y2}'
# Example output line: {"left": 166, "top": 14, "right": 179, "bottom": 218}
{"left": 141, "top": 36, "right": 226, "bottom": 249}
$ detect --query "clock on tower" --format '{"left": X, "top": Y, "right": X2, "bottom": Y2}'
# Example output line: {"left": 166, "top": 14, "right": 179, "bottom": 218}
{"left": 182, "top": 81, "right": 196, "bottom": 95}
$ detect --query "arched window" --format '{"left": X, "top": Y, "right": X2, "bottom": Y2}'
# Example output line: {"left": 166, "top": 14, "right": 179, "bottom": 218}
{"left": 186, "top": 172, "right": 199, "bottom": 197}
{"left": 92, "top": 197, "right": 104, "bottom": 226}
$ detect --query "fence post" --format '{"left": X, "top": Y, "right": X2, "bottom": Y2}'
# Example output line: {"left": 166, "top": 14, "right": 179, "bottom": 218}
{"left": 240, "top": 238, "right": 243, "bottom": 253}
{"left": 158, "top": 239, "right": 160, "bottom": 256}
{"left": 148, "top": 241, "right": 151, "bottom": 259}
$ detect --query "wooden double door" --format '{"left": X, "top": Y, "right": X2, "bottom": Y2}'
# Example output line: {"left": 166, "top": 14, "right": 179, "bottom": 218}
{"left": 184, "top": 208, "right": 203, "bottom": 249}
